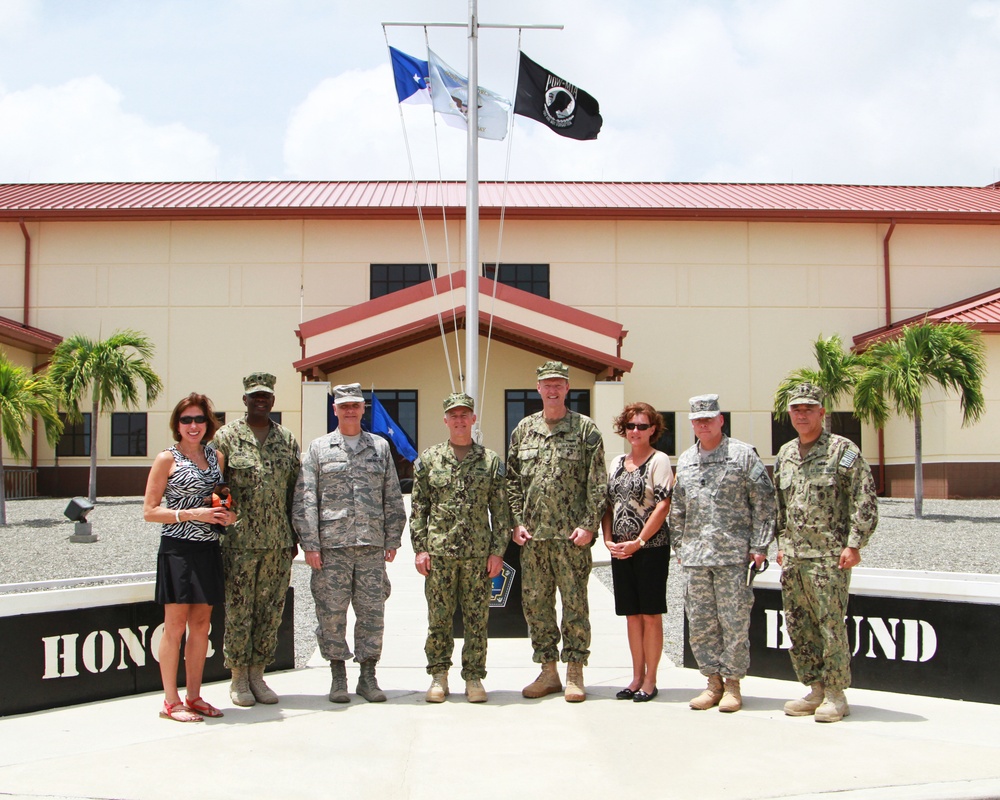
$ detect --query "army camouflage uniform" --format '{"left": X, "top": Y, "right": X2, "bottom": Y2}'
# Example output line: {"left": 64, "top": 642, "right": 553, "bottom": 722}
{"left": 774, "top": 430, "right": 878, "bottom": 691}
{"left": 506, "top": 410, "right": 607, "bottom": 665}
{"left": 410, "top": 441, "right": 512, "bottom": 680}
{"left": 214, "top": 417, "right": 300, "bottom": 669}
{"left": 292, "top": 430, "right": 406, "bottom": 663}
{"left": 670, "top": 435, "right": 776, "bottom": 679}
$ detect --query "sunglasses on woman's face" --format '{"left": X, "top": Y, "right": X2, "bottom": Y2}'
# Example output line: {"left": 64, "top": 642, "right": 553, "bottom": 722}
{"left": 179, "top": 415, "right": 208, "bottom": 425}
{"left": 625, "top": 423, "right": 652, "bottom": 431}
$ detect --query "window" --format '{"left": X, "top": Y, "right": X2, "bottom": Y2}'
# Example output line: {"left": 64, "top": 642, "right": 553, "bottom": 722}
{"left": 652, "top": 411, "right": 677, "bottom": 457}
{"left": 504, "top": 389, "right": 591, "bottom": 454}
{"left": 214, "top": 412, "right": 226, "bottom": 426}
{"left": 56, "top": 412, "right": 91, "bottom": 457}
{"left": 111, "top": 413, "right": 147, "bottom": 457}
{"left": 483, "top": 263, "right": 550, "bottom": 299}
{"left": 771, "top": 411, "right": 862, "bottom": 455}
{"left": 370, "top": 264, "right": 436, "bottom": 299}
{"left": 268, "top": 412, "right": 282, "bottom": 425}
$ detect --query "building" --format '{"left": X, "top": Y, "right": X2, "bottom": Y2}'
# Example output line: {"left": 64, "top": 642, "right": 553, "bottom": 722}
{"left": 2, "top": 180, "right": 999, "bottom": 498}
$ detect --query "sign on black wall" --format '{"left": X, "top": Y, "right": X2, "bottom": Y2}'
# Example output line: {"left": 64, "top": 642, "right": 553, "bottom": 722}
{"left": 1, "top": 589, "right": 295, "bottom": 717}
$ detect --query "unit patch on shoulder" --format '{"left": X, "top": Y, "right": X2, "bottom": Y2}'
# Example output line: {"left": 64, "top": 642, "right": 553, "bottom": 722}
{"left": 839, "top": 450, "right": 858, "bottom": 469}
{"left": 749, "top": 462, "right": 766, "bottom": 482}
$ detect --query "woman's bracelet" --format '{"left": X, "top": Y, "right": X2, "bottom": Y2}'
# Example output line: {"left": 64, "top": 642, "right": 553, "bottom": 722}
{"left": 175, "top": 509, "right": 181, "bottom": 524}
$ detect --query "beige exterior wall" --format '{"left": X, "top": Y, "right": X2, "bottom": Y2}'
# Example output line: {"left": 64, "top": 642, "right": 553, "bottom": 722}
{"left": 2, "top": 215, "right": 998, "bottom": 490}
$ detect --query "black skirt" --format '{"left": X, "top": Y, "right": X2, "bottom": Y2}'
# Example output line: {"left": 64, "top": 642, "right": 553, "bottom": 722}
{"left": 155, "top": 536, "right": 224, "bottom": 605}
{"left": 610, "top": 545, "right": 670, "bottom": 616}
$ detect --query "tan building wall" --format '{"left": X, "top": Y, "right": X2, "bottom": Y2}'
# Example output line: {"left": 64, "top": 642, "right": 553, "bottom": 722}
{"left": 2, "top": 215, "right": 999, "bottom": 497}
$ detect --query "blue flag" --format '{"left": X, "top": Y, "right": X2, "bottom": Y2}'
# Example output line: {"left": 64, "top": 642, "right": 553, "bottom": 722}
{"left": 389, "top": 46, "right": 430, "bottom": 105}
{"left": 370, "top": 393, "right": 419, "bottom": 462}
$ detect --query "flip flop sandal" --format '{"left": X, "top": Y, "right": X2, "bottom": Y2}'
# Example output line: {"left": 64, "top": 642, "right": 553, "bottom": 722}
{"left": 160, "top": 699, "right": 203, "bottom": 723}
{"left": 185, "top": 696, "right": 224, "bottom": 718}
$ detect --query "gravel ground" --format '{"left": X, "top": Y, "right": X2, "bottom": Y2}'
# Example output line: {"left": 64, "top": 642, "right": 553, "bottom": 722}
{"left": 2, "top": 496, "right": 999, "bottom": 670}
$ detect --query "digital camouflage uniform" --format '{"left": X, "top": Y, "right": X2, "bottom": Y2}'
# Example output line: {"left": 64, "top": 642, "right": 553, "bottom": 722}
{"left": 292, "top": 429, "right": 406, "bottom": 663}
{"left": 409, "top": 440, "right": 511, "bottom": 680}
{"left": 774, "top": 429, "right": 878, "bottom": 691}
{"left": 214, "top": 417, "right": 300, "bottom": 668}
{"left": 670, "top": 435, "right": 776, "bottom": 679}
{"left": 506, "top": 409, "right": 607, "bottom": 665}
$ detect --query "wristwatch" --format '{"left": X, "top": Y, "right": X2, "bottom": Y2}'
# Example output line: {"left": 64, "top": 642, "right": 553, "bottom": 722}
{"left": 635, "top": 537, "right": 646, "bottom": 548}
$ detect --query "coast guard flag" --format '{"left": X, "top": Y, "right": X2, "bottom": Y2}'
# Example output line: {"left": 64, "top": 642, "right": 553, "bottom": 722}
{"left": 514, "top": 51, "right": 602, "bottom": 140}
{"left": 370, "top": 393, "right": 419, "bottom": 462}
{"left": 389, "top": 47, "right": 430, "bottom": 105}
{"left": 427, "top": 48, "right": 510, "bottom": 141}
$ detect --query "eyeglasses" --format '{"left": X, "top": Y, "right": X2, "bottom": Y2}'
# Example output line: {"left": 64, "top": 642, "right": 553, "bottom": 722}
{"left": 179, "top": 415, "right": 208, "bottom": 425}
{"left": 625, "top": 423, "right": 652, "bottom": 431}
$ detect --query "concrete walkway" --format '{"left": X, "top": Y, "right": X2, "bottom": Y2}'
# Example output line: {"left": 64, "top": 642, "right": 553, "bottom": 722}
{"left": 3, "top": 533, "right": 1000, "bottom": 800}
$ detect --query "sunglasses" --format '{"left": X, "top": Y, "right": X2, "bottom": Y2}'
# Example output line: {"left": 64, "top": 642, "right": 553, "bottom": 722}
{"left": 179, "top": 415, "right": 208, "bottom": 425}
{"left": 625, "top": 422, "right": 652, "bottom": 431}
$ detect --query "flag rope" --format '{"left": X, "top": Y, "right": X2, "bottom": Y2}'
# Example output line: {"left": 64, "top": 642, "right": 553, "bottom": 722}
{"left": 382, "top": 28, "right": 459, "bottom": 394}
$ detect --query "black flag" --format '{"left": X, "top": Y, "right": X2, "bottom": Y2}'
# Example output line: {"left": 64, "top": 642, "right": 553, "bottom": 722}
{"left": 513, "top": 51, "right": 603, "bottom": 140}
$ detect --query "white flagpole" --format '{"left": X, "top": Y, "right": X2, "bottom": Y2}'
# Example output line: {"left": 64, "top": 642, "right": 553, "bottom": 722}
{"left": 465, "top": 0, "right": 480, "bottom": 416}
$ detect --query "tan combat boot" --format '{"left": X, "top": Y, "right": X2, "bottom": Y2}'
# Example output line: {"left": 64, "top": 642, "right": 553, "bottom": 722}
{"left": 229, "top": 666, "right": 255, "bottom": 707}
{"left": 815, "top": 688, "right": 850, "bottom": 723}
{"left": 465, "top": 678, "right": 487, "bottom": 703}
{"left": 688, "top": 674, "right": 724, "bottom": 710}
{"left": 522, "top": 662, "right": 562, "bottom": 698}
{"left": 783, "top": 682, "right": 825, "bottom": 716}
{"left": 329, "top": 660, "right": 349, "bottom": 703}
{"left": 248, "top": 665, "right": 279, "bottom": 704}
{"left": 718, "top": 678, "right": 742, "bottom": 713}
{"left": 564, "top": 662, "right": 586, "bottom": 703}
{"left": 425, "top": 673, "right": 449, "bottom": 703}
{"left": 357, "top": 659, "right": 387, "bottom": 703}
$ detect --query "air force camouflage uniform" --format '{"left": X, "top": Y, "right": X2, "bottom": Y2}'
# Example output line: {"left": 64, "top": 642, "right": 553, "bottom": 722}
{"left": 410, "top": 424, "right": 511, "bottom": 681}
{"left": 506, "top": 404, "right": 606, "bottom": 665}
{"left": 214, "top": 411, "right": 300, "bottom": 670}
{"left": 775, "top": 425, "right": 878, "bottom": 692}
{"left": 670, "top": 432, "right": 776, "bottom": 679}
{"left": 293, "top": 427, "right": 406, "bottom": 664}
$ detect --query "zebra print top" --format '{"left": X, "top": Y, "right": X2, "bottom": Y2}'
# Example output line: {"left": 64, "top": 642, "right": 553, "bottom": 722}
{"left": 161, "top": 445, "right": 222, "bottom": 542}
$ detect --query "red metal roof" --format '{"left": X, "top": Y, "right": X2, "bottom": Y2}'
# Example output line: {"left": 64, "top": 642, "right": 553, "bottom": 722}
{"left": 0, "top": 316, "right": 62, "bottom": 354}
{"left": 854, "top": 287, "right": 1000, "bottom": 348}
{"left": 2, "top": 181, "right": 1000, "bottom": 223}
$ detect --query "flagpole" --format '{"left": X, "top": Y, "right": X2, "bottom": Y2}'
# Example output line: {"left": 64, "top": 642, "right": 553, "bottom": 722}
{"left": 465, "top": 0, "right": 480, "bottom": 416}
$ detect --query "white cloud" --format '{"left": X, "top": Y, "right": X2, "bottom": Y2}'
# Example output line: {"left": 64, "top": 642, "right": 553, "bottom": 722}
{"left": 0, "top": 76, "right": 219, "bottom": 183}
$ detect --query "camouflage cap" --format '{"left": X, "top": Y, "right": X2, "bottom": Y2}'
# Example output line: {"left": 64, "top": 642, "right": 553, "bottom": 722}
{"left": 443, "top": 392, "right": 475, "bottom": 412}
{"left": 332, "top": 382, "right": 365, "bottom": 405}
{"left": 788, "top": 382, "right": 824, "bottom": 407}
{"left": 243, "top": 372, "right": 276, "bottom": 395}
{"left": 536, "top": 360, "right": 570, "bottom": 380}
{"left": 688, "top": 394, "right": 722, "bottom": 420}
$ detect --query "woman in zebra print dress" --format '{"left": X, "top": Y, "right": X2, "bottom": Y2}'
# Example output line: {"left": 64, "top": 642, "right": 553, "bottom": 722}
{"left": 143, "top": 393, "right": 235, "bottom": 722}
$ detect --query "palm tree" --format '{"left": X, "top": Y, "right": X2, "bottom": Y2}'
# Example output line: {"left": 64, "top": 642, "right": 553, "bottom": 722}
{"left": 48, "top": 330, "right": 163, "bottom": 503}
{"left": 854, "top": 321, "right": 986, "bottom": 519}
{"left": 0, "top": 353, "right": 63, "bottom": 525}
{"left": 773, "top": 333, "right": 866, "bottom": 430}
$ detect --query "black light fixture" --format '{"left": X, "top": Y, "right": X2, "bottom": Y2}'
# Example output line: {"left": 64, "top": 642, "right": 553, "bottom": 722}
{"left": 65, "top": 498, "right": 97, "bottom": 543}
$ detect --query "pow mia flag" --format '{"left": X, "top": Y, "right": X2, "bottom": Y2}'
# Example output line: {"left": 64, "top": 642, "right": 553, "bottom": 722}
{"left": 513, "top": 51, "right": 602, "bottom": 140}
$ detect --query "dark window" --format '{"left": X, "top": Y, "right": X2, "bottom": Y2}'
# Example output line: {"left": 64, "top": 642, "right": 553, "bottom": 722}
{"left": 483, "top": 263, "right": 550, "bottom": 299}
{"left": 652, "top": 411, "right": 676, "bottom": 457}
{"left": 504, "top": 389, "right": 590, "bottom": 454}
{"left": 111, "top": 412, "right": 147, "bottom": 457}
{"left": 56, "top": 412, "right": 91, "bottom": 457}
{"left": 771, "top": 411, "right": 862, "bottom": 455}
{"left": 370, "top": 264, "right": 436, "bottom": 299}
{"left": 268, "top": 411, "right": 282, "bottom": 425}
{"left": 214, "top": 412, "right": 226, "bottom": 426}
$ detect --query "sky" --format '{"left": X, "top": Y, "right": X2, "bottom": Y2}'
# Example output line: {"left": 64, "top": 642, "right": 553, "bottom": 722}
{"left": 1, "top": 0, "right": 999, "bottom": 187}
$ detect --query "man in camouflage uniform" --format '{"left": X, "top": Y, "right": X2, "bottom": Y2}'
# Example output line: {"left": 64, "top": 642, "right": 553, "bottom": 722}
{"left": 670, "top": 394, "right": 776, "bottom": 713}
{"left": 506, "top": 361, "right": 607, "bottom": 702}
{"left": 410, "top": 392, "right": 511, "bottom": 703}
{"left": 775, "top": 382, "right": 878, "bottom": 723}
{"left": 214, "top": 371, "right": 300, "bottom": 707}
{"left": 293, "top": 382, "right": 406, "bottom": 703}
